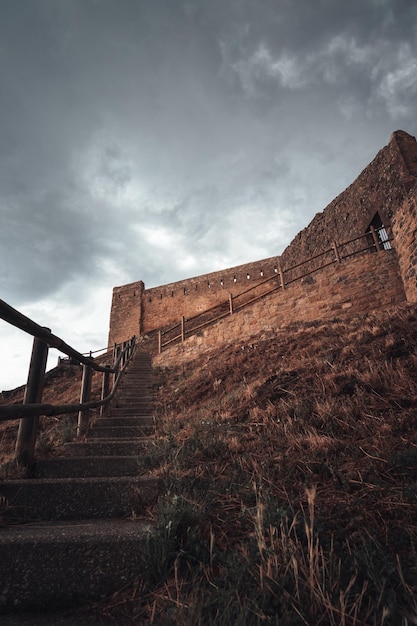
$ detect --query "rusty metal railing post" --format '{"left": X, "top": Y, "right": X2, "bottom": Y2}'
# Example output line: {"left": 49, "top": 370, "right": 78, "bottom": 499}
{"left": 77, "top": 363, "right": 92, "bottom": 436}
{"left": 181, "top": 316, "right": 185, "bottom": 342}
{"left": 15, "top": 333, "right": 50, "bottom": 471}
{"left": 229, "top": 293, "right": 234, "bottom": 315}
{"left": 158, "top": 330, "right": 162, "bottom": 354}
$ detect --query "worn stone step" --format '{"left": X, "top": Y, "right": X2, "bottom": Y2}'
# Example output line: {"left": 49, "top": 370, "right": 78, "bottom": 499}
{"left": 118, "top": 382, "right": 152, "bottom": 386}
{"left": 119, "top": 390, "right": 152, "bottom": 394}
{"left": 0, "top": 476, "right": 158, "bottom": 522}
{"left": 0, "top": 518, "right": 154, "bottom": 613}
{"left": 112, "top": 405, "right": 153, "bottom": 412}
{"left": 88, "top": 425, "right": 154, "bottom": 438}
{"left": 111, "top": 402, "right": 152, "bottom": 407}
{"left": 62, "top": 439, "right": 150, "bottom": 457}
{"left": 111, "top": 408, "right": 152, "bottom": 417}
{"left": 113, "top": 402, "right": 152, "bottom": 409}
{"left": 32, "top": 456, "right": 143, "bottom": 478}
{"left": 91, "top": 416, "right": 153, "bottom": 428}
{"left": 95, "top": 414, "right": 154, "bottom": 422}
{"left": 122, "top": 374, "right": 152, "bottom": 378}
{"left": 114, "top": 395, "right": 153, "bottom": 401}
{"left": 116, "top": 386, "right": 152, "bottom": 390}
{"left": 116, "top": 398, "right": 152, "bottom": 403}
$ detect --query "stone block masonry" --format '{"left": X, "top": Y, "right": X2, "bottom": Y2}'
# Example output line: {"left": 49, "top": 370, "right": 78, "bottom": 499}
{"left": 108, "top": 130, "right": 417, "bottom": 349}
{"left": 154, "top": 250, "right": 406, "bottom": 367}
{"left": 141, "top": 256, "right": 282, "bottom": 334}
{"left": 108, "top": 257, "right": 280, "bottom": 346}
{"left": 391, "top": 190, "right": 417, "bottom": 303}
{"left": 108, "top": 281, "right": 144, "bottom": 349}
{"left": 279, "top": 130, "right": 417, "bottom": 270}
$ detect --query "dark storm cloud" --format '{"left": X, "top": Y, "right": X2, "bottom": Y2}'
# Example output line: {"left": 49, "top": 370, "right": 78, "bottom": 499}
{"left": 1, "top": 0, "right": 417, "bottom": 388}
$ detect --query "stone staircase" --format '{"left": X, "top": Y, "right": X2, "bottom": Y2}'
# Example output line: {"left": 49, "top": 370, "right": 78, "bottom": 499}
{"left": 0, "top": 351, "right": 159, "bottom": 617}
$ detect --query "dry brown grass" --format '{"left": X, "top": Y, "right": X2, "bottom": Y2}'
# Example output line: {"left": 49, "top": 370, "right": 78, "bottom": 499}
{"left": 0, "top": 359, "right": 106, "bottom": 472}
{"left": 1, "top": 306, "right": 417, "bottom": 624}
{"left": 123, "top": 304, "right": 417, "bottom": 625}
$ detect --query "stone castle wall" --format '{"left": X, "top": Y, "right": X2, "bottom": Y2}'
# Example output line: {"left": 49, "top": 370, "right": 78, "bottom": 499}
{"left": 391, "top": 187, "right": 417, "bottom": 304}
{"left": 153, "top": 250, "right": 406, "bottom": 366}
{"left": 141, "top": 256, "right": 281, "bottom": 335}
{"left": 108, "top": 130, "right": 417, "bottom": 348}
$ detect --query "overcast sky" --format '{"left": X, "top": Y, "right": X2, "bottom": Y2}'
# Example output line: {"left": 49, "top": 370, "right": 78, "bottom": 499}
{"left": 1, "top": 0, "right": 417, "bottom": 390}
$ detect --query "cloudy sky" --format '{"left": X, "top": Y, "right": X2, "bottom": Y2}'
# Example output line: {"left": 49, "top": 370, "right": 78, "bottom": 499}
{"left": 1, "top": 0, "right": 417, "bottom": 390}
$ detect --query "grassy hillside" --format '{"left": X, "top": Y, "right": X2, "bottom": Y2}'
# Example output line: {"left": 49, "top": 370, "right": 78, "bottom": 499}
{"left": 128, "top": 304, "right": 417, "bottom": 625}
{"left": 1, "top": 305, "right": 417, "bottom": 624}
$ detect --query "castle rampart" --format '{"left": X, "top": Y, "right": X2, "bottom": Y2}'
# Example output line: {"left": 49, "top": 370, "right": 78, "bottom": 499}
{"left": 108, "top": 130, "right": 417, "bottom": 348}
{"left": 141, "top": 256, "right": 281, "bottom": 335}
{"left": 153, "top": 249, "right": 406, "bottom": 366}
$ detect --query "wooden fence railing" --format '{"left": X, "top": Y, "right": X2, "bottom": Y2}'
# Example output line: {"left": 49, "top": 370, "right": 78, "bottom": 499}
{"left": 0, "top": 298, "right": 136, "bottom": 471}
{"left": 154, "top": 226, "right": 392, "bottom": 353}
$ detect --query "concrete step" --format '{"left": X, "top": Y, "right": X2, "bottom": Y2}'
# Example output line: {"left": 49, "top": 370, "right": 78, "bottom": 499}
{"left": 0, "top": 476, "right": 158, "bottom": 522}
{"left": 122, "top": 374, "right": 152, "bottom": 378}
{"left": 88, "top": 425, "right": 154, "bottom": 438}
{"left": 113, "top": 397, "right": 153, "bottom": 402}
{"left": 110, "top": 407, "right": 153, "bottom": 420}
{"left": 110, "top": 402, "right": 152, "bottom": 417}
{"left": 115, "top": 397, "right": 152, "bottom": 402}
{"left": 118, "top": 381, "right": 153, "bottom": 386}
{"left": 62, "top": 439, "right": 150, "bottom": 456}
{"left": 113, "top": 402, "right": 153, "bottom": 409}
{"left": 32, "top": 456, "right": 143, "bottom": 478}
{"left": 0, "top": 518, "right": 154, "bottom": 613}
{"left": 116, "top": 388, "right": 153, "bottom": 394}
{"left": 112, "top": 406, "right": 153, "bottom": 413}
{"left": 91, "top": 416, "right": 153, "bottom": 428}
{"left": 120, "top": 373, "right": 152, "bottom": 378}
{"left": 0, "top": 350, "right": 159, "bottom": 618}
{"left": 116, "top": 386, "right": 153, "bottom": 390}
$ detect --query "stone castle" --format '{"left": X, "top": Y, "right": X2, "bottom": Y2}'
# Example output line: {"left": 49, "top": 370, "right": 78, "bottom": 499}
{"left": 108, "top": 130, "right": 417, "bottom": 360}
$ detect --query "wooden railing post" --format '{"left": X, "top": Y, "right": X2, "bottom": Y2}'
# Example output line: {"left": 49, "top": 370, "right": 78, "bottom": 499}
{"left": 181, "top": 316, "right": 185, "bottom": 342}
{"left": 333, "top": 240, "right": 341, "bottom": 263}
{"left": 121, "top": 341, "right": 128, "bottom": 368}
{"left": 370, "top": 225, "right": 381, "bottom": 252}
{"left": 278, "top": 264, "right": 285, "bottom": 290}
{"left": 229, "top": 293, "right": 234, "bottom": 315}
{"left": 113, "top": 344, "right": 121, "bottom": 384}
{"left": 15, "top": 334, "right": 50, "bottom": 471}
{"left": 158, "top": 330, "right": 162, "bottom": 354}
{"left": 127, "top": 336, "right": 135, "bottom": 360}
{"left": 77, "top": 364, "right": 92, "bottom": 436}
{"left": 100, "top": 365, "right": 111, "bottom": 416}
